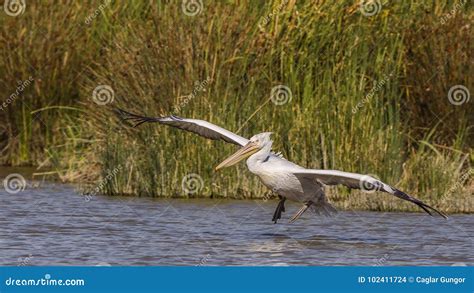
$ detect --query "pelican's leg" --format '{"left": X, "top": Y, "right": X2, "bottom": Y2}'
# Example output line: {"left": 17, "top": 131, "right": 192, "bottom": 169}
{"left": 272, "top": 195, "right": 286, "bottom": 224}
{"left": 289, "top": 201, "right": 313, "bottom": 223}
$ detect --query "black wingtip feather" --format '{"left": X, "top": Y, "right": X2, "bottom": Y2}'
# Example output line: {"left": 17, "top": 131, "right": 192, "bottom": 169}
{"left": 115, "top": 108, "right": 161, "bottom": 127}
{"left": 394, "top": 189, "right": 448, "bottom": 219}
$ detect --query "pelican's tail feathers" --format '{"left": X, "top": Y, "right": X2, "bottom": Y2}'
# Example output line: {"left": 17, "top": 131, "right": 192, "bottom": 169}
{"left": 310, "top": 201, "right": 338, "bottom": 217}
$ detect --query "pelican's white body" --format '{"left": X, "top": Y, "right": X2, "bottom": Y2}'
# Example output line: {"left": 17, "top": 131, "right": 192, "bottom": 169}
{"left": 247, "top": 153, "right": 324, "bottom": 203}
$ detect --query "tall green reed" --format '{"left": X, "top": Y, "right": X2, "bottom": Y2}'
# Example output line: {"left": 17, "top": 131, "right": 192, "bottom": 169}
{"left": 0, "top": 1, "right": 471, "bottom": 212}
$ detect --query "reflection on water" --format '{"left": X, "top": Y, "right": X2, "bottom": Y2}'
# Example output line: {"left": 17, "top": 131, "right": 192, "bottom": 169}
{"left": 0, "top": 182, "right": 472, "bottom": 266}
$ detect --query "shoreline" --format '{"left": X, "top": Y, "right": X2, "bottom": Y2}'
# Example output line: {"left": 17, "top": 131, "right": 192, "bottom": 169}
{"left": 1, "top": 167, "right": 471, "bottom": 214}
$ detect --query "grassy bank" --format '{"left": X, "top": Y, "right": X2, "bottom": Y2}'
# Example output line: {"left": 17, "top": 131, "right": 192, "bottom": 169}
{"left": 0, "top": 1, "right": 472, "bottom": 213}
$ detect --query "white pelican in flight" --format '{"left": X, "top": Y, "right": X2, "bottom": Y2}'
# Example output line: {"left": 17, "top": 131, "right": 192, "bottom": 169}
{"left": 116, "top": 109, "right": 448, "bottom": 223}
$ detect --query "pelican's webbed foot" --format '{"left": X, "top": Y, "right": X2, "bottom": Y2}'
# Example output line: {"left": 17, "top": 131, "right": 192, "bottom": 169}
{"left": 272, "top": 196, "right": 286, "bottom": 224}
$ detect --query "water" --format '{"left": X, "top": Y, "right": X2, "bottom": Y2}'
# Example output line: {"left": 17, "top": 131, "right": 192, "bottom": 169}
{"left": 0, "top": 183, "right": 472, "bottom": 266}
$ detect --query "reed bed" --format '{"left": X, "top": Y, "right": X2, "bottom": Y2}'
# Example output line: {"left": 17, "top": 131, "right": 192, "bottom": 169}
{"left": 0, "top": 1, "right": 472, "bottom": 212}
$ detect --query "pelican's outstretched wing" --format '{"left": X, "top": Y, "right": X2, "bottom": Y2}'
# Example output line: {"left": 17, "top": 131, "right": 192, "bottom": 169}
{"left": 293, "top": 169, "right": 448, "bottom": 219}
{"left": 115, "top": 108, "right": 249, "bottom": 146}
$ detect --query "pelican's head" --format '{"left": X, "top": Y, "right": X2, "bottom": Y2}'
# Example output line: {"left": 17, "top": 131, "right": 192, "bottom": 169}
{"left": 215, "top": 132, "right": 273, "bottom": 170}
{"left": 249, "top": 132, "right": 273, "bottom": 147}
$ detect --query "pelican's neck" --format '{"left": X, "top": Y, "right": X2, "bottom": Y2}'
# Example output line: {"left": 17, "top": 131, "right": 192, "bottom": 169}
{"left": 246, "top": 141, "right": 272, "bottom": 172}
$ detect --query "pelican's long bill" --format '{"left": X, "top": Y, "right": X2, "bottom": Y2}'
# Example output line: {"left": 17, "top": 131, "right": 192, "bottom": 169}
{"left": 215, "top": 142, "right": 260, "bottom": 170}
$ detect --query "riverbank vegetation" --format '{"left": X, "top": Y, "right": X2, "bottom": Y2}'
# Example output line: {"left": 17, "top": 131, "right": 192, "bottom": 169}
{"left": 0, "top": 1, "right": 472, "bottom": 213}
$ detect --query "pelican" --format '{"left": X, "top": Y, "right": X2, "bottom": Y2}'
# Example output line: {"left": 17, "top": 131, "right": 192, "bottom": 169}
{"left": 116, "top": 108, "right": 448, "bottom": 223}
